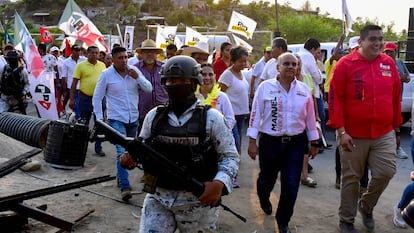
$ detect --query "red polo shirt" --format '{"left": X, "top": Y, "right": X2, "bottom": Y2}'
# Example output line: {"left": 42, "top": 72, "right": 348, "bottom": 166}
{"left": 213, "top": 57, "right": 228, "bottom": 81}
{"left": 328, "top": 49, "right": 402, "bottom": 139}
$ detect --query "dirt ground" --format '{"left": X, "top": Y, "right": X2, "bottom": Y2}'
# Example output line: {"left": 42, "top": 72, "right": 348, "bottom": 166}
{"left": 1, "top": 111, "right": 414, "bottom": 233}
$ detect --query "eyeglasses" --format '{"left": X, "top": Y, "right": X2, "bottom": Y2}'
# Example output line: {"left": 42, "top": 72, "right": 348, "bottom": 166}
{"left": 282, "top": 62, "right": 297, "bottom": 67}
{"left": 201, "top": 72, "right": 214, "bottom": 77}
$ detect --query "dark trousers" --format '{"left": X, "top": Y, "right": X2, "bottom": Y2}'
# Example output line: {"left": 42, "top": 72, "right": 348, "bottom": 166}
{"left": 78, "top": 92, "right": 102, "bottom": 153}
{"left": 257, "top": 133, "right": 306, "bottom": 226}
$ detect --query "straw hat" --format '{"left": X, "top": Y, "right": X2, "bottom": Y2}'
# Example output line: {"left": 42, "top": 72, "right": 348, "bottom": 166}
{"left": 136, "top": 39, "right": 162, "bottom": 54}
{"left": 182, "top": 41, "right": 210, "bottom": 55}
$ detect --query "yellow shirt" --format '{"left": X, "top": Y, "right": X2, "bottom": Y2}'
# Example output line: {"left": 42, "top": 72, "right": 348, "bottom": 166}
{"left": 302, "top": 73, "right": 315, "bottom": 96}
{"left": 73, "top": 60, "right": 106, "bottom": 96}
{"left": 324, "top": 59, "right": 337, "bottom": 93}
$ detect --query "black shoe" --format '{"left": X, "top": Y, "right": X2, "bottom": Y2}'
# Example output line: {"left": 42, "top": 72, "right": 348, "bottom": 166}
{"left": 335, "top": 177, "right": 341, "bottom": 189}
{"left": 259, "top": 199, "right": 272, "bottom": 215}
{"left": 121, "top": 188, "right": 132, "bottom": 201}
{"left": 339, "top": 221, "right": 358, "bottom": 233}
{"left": 278, "top": 224, "right": 291, "bottom": 233}
{"left": 358, "top": 200, "right": 375, "bottom": 230}
{"left": 308, "top": 163, "right": 313, "bottom": 173}
{"left": 325, "top": 143, "right": 333, "bottom": 149}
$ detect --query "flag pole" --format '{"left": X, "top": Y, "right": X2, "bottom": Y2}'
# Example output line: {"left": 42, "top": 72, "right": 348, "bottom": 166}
{"left": 341, "top": 8, "right": 345, "bottom": 35}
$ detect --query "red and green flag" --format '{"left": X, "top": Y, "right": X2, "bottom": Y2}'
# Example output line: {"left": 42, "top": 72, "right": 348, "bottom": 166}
{"left": 58, "top": 0, "right": 108, "bottom": 52}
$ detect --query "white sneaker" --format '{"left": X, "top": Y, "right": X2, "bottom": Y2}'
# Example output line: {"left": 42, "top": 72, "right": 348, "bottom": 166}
{"left": 396, "top": 147, "right": 408, "bottom": 159}
{"left": 393, "top": 205, "right": 407, "bottom": 228}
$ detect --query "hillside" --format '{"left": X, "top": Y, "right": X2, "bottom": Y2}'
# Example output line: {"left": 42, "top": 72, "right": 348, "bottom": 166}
{"left": 3, "top": 0, "right": 406, "bottom": 62}
{"left": 3, "top": 0, "right": 268, "bottom": 60}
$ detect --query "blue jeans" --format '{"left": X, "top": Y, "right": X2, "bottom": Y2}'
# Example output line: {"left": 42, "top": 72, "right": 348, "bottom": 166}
{"left": 67, "top": 88, "right": 79, "bottom": 119}
{"left": 79, "top": 92, "right": 102, "bottom": 153}
{"left": 257, "top": 133, "right": 306, "bottom": 226}
{"left": 78, "top": 92, "right": 93, "bottom": 123}
{"left": 411, "top": 136, "right": 414, "bottom": 166}
{"left": 398, "top": 182, "right": 414, "bottom": 209}
{"left": 232, "top": 125, "right": 241, "bottom": 153}
{"left": 232, "top": 114, "right": 245, "bottom": 153}
{"left": 316, "top": 97, "right": 326, "bottom": 138}
{"left": 108, "top": 119, "right": 139, "bottom": 190}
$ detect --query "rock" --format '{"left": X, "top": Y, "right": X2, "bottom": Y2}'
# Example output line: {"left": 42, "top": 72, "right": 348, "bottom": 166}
{"left": 19, "top": 159, "right": 41, "bottom": 172}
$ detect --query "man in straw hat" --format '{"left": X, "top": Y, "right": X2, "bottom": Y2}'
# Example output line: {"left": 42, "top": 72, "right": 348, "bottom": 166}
{"left": 133, "top": 39, "right": 168, "bottom": 126}
{"left": 182, "top": 41, "right": 210, "bottom": 64}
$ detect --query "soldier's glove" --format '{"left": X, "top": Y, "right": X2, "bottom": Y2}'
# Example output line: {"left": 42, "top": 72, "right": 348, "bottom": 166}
{"left": 120, "top": 152, "right": 138, "bottom": 170}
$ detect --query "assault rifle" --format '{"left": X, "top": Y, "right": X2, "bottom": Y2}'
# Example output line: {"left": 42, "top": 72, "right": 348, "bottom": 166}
{"left": 91, "top": 119, "right": 247, "bottom": 222}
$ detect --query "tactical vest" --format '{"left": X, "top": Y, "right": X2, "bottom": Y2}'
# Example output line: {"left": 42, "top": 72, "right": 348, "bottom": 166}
{"left": 145, "top": 105, "right": 218, "bottom": 191}
{"left": 0, "top": 65, "right": 24, "bottom": 97}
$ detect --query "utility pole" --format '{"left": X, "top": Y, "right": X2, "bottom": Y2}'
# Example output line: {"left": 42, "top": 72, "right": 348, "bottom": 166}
{"left": 274, "top": 0, "right": 281, "bottom": 38}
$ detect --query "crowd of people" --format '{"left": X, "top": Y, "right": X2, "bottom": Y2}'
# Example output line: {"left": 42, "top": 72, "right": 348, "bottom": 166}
{"left": 1, "top": 24, "right": 413, "bottom": 233}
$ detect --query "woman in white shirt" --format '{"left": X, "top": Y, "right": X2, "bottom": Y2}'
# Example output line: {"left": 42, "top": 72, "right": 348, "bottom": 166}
{"left": 197, "top": 63, "right": 235, "bottom": 129}
{"left": 218, "top": 46, "right": 250, "bottom": 154}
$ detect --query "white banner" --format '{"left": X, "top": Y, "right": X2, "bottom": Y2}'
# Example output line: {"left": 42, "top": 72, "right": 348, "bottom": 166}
{"left": 227, "top": 11, "right": 257, "bottom": 39}
{"left": 232, "top": 34, "right": 253, "bottom": 53}
{"left": 156, "top": 25, "right": 177, "bottom": 50}
{"left": 174, "top": 35, "right": 184, "bottom": 49}
{"left": 342, "top": 0, "right": 354, "bottom": 36}
{"left": 30, "top": 72, "right": 58, "bottom": 120}
{"left": 124, "top": 26, "right": 135, "bottom": 52}
{"left": 185, "top": 27, "right": 208, "bottom": 47}
{"left": 14, "top": 11, "right": 57, "bottom": 120}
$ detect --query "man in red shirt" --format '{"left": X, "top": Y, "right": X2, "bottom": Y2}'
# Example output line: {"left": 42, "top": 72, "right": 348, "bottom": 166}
{"left": 328, "top": 25, "right": 402, "bottom": 233}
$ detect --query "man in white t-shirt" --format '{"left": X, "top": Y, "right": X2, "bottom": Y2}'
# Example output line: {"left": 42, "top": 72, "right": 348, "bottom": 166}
{"left": 298, "top": 38, "right": 325, "bottom": 149}
{"left": 250, "top": 47, "right": 271, "bottom": 98}
{"left": 62, "top": 44, "right": 86, "bottom": 118}
{"left": 260, "top": 37, "right": 287, "bottom": 82}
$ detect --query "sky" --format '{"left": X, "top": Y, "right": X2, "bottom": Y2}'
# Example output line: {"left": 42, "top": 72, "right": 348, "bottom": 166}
{"left": 240, "top": 0, "right": 414, "bottom": 33}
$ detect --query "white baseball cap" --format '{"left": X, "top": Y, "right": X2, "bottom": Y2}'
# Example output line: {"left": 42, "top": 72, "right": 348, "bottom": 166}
{"left": 348, "top": 36, "right": 360, "bottom": 49}
{"left": 50, "top": 46, "right": 59, "bottom": 52}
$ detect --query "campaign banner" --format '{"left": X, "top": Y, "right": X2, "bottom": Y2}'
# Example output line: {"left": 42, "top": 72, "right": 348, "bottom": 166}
{"left": 232, "top": 34, "right": 253, "bottom": 53}
{"left": 58, "top": 0, "right": 109, "bottom": 52}
{"left": 30, "top": 72, "right": 59, "bottom": 120}
{"left": 227, "top": 11, "right": 257, "bottom": 39}
{"left": 185, "top": 26, "right": 208, "bottom": 47}
{"left": 156, "top": 25, "right": 177, "bottom": 50}
{"left": 342, "top": 0, "right": 354, "bottom": 36}
{"left": 40, "top": 27, "right": 53, "bottom": 43}
{"left": 124, "top": 26, "right": 135, "bottom": 52}
{"left": 14, "top": 11, "right": 58, "bottom": 120}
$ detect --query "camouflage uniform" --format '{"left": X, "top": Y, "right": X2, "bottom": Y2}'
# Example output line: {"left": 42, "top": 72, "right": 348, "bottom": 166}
{"left": 138, "top": 102, "right": 239, "bottom": 233}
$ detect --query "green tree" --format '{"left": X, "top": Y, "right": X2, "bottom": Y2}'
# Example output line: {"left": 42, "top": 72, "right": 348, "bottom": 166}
{"left": 165, "top": 9, "right": 196, "bottom": 27}
{"left": 301, "top": 0, "right": 312, "bottom": 12}
{"left": 241, "top": 1, "right": 273, "bottom": 29}
{"left": 276, "top": 13, "right": 341, "bottom": 44}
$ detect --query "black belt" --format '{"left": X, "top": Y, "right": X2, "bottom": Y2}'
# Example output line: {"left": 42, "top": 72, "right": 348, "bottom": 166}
{"left": 261, "top": 132, "right": 305, "bottom": 144}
